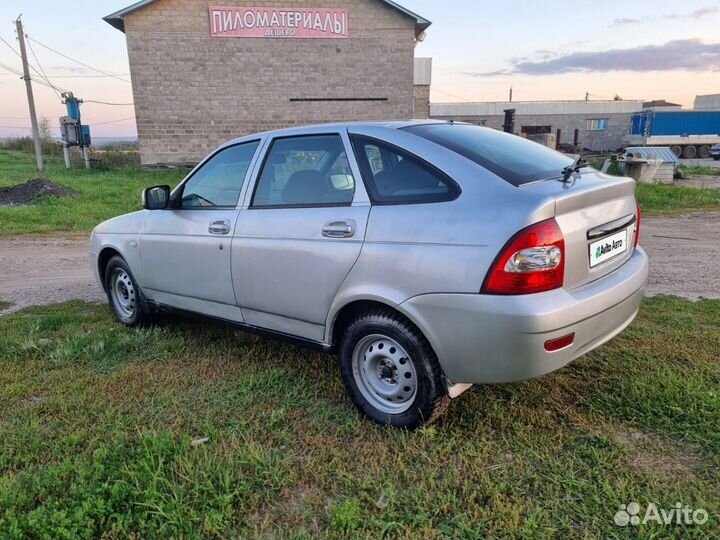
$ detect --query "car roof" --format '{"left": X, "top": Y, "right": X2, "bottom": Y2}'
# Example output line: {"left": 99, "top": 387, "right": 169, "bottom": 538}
{"left": 219, "top": 120, "right": 454, "bottom": 147}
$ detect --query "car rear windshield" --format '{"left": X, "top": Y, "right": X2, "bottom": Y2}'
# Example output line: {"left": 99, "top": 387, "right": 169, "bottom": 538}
{"left": 404, "top": 123, "right": 576, "bottom": 186}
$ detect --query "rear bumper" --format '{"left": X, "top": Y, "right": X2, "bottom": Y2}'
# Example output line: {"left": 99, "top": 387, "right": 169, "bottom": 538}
{"left": 400, "top": 247, "right": 649, "bottom": 384}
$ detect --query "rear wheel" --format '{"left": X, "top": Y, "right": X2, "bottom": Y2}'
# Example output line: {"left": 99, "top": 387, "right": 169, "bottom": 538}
{"left": 670, "top": 145, "right": 682, "bottom": 158}
{"left": 682, "top": 145, "right": 697, "bottom": 159}
{"left": 104, "top": 255, "right": 151, "bottom": 327}
{"left": 338, "top": 309, "right": 448, "bottom": 428}
{"left": 698, "top": 145, "right": 710, "bottom": 159}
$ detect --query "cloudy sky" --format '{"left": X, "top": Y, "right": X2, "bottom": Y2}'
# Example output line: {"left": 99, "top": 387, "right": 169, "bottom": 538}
{"left": 0, "top": 0, "right": 718, "bottom": 137}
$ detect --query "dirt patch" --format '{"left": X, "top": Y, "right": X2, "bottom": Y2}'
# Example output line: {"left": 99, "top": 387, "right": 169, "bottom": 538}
{"left": 0, "top": 178, "right": 75, "bottom": 206}
{"left": 613, "top": 428, "right": 703, "bottom": 479}
{"left": 0, "top": 235, "right": 104, "bottom": 314}
{"left": 642, "top": 212, "right": 720, "bottom": 299}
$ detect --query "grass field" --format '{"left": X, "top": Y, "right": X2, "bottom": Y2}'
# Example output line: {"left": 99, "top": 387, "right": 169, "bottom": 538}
{"left": 0, "top": 296, "right": 718, "bottom": 539}
{"left": 679, "top": 164, "right": 720, "bottom": 177}
{"left": 0, "top": 151, "right": 186, "bottom": 236}
{"left": 1, "top": 150, "right": 719, "bottom": 237}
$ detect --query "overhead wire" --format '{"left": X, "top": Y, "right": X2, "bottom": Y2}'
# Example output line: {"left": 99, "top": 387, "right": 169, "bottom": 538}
{"left": 26, "top": 35, "right": 131, "bottom": 84}
{"left": 0, "top": 62, "right": 133, "bottom": 108}
{"left": 25, "top": 31, "right": 67, "bottom": 98}
{"left": 0, "top": 33, "right": 55, "bottom": 92}
{"left": 432, "top": 87, "right": 475, "bottom": 102}
{"left": 84, "top": 100, "right": 135, "bottom": 106}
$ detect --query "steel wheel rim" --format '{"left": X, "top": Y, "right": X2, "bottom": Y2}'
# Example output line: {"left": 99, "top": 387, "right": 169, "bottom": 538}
{"left": 110, "top": 268, "right": 136, "bottom": 319}
{"left": 351, "top": 334, "right": 418, "bottom": 414}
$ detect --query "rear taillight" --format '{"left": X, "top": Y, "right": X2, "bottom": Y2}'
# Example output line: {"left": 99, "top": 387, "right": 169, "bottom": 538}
{"left": 482, "top": 218, "right": 565, "bottom": 295}
{"left": 634, "top": 202, "right": 641, "bottom": 248}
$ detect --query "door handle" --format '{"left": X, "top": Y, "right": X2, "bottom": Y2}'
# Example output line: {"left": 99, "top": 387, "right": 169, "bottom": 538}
{"left": 208, "top": 219, "right": 231, "bottom": 235}
{"left": 322, "top": 219, "right": 356, "bottom": 238}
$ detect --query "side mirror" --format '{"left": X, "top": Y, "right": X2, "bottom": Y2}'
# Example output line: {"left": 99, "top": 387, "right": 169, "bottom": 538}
{"left": 142, "top": 185, "right": 170, "bottom": 210}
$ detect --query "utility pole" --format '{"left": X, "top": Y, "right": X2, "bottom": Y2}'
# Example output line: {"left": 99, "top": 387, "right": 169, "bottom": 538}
{"left": 15, "top": 16, "right": 44, "bottom": 172}
{"left": 509, "top": 86, "right": 513, "bottom": 102}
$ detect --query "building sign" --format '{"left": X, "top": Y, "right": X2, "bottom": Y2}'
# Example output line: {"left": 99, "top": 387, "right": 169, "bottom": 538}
{"left": 209, "top": 7, "right": 348, "bottom": 39}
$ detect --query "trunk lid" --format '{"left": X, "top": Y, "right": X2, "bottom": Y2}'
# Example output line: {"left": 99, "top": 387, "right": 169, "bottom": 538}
{"left": 521, "top": 171, "right": 639, "bottom": 289}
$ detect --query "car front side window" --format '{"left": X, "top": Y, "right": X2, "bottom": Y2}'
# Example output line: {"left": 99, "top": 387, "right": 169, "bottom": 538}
{"left": 180, "top": 141, "right": 260, "bottom": 209}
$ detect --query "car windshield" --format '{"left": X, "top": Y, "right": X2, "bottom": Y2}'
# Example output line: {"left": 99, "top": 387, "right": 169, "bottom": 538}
{"left": 404, "top": 123, "right": 576, "bottom": 186}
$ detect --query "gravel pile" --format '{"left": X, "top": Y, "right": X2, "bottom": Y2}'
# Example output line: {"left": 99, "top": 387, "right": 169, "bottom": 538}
{"left": 0, "top": 178, "right": 75, "bottom": 206}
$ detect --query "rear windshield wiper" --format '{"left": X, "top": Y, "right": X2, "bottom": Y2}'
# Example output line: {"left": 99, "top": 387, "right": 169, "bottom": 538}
{"left": 561, "top": 157, "right": 587, "bottom": 182}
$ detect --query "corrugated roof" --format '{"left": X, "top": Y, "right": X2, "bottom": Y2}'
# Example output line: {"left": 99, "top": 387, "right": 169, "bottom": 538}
{"left": 624, "top": 146, "right": 679, "bottom": 163}
{"left": 104, "top": 0, "right": 431, "bottom": 35}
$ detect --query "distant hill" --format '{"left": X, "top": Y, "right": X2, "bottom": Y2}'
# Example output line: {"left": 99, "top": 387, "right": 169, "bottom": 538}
{"left": 89, "top": 137, "right": 139, "bottom": 148}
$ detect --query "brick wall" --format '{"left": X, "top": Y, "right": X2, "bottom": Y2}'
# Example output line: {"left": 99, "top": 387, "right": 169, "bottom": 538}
{"left": 430, "top": 112, "right": 634, "bottom": 152}
{"left": 123, "top": 0, "right": 418, "bottom": 165}
{"left": 413, "top": 85, "right": 430, "bottom": 119}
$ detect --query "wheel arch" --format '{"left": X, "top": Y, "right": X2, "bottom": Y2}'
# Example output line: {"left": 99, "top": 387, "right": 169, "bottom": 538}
{"left": 97, "top": 246, "right": 123, "bottom": 291}
{"left": 328, "top": 296, "right": 437, "bottom": 358}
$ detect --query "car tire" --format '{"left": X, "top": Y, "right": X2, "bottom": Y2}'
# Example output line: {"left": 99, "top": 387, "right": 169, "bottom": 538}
{"left": 104, "top": 255, "right": 151, "bottom": 327}
{"left": 714, "top": 156, "right": 720, "bottom": 161}
{"left": 338, "top": 309, "right": 449, "bottom": 428}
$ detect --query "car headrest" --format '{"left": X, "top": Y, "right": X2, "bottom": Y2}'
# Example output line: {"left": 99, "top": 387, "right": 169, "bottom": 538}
{"left": 391, "top": 158, "right": 439, "bottom": 191}
{"left": 283, "top": 170, "right": 327, "bottom": 204}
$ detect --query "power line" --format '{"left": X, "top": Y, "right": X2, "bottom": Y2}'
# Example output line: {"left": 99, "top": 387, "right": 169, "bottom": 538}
{"left": 0, "top": 64, "right": 134, "bottom": 107}
{"left": 0, "top": 62, "right": 22, "bottom": 76}
{"left": 26, "top": 35, "right": 131, "bottom": 84}
{"left": 432, "top": 87, "right": 474, "bottom": 102}
{"left": 0, "top": 34, "right": 21, "bottom": 57}
{"left": 28, "top": 73, "right": 131, "bottom": 79}
{"left": 87, "top": 116, "right": 136, "bottom": 125}
{"left": 25, "top": 32, "right": 66, "bottom": 99}
{"left": 84, "top": 100, "right": 135, "bottom": 106}
{"left": 0, "top": 33, "right": 53, "bottom": 91}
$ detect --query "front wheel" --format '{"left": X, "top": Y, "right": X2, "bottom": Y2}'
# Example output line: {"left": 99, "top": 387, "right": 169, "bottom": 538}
{"left": 338, "top": 310, "right": 449, "bottom": 428}
{"left": 104, "top": 255, "right": 151, "bottom": 327}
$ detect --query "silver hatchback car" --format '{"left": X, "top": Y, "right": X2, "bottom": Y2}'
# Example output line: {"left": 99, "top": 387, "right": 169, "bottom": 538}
{"left": 90, "top": 121, "right": 648, "bottom": 428}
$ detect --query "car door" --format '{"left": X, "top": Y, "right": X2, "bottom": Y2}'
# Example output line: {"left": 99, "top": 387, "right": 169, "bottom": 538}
{"left": 232, "top": 130, "right": 370, "bottom": 342}
{"left": 138, "top": 139, "right": 261, "bottom": 321}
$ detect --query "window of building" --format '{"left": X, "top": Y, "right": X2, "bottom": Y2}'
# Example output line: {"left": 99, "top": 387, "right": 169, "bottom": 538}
{"left": 586, "top": 118, "right": 609, "bottom": 131}
{"left": 252, "top": 135, "right": 355, "bottom": 207}
{"left": 521, "top": 125, "right": 552, "bottom": 135}
{"left": 351, "top": 135, "right": 459, "bottom": 204}
{"left": 180, "top": 141, "right": 260, "bottom": 208}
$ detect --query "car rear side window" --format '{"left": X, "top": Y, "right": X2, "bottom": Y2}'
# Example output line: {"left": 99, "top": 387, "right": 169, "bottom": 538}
{"left": 404, "top": 123, "right": 575, "bottom": 186}
{"left": 351, "top": 135, "right": 459, "bottom": 205}
{"left": 251, "top": 134, "right": 355, "bottom": 208}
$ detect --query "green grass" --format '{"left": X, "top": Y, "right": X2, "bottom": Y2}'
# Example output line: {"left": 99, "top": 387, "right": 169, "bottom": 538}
{"left": 0, "top": 150, "right": 187, "bottom": 236}
{"left": 0, "top": 297, "right": 718, "bottom": 539}
{"left": 636, "top": 183, "right": 720, "bottom": 216}
{"left": 679, "top": 164, "right": 720, "bottom": 177}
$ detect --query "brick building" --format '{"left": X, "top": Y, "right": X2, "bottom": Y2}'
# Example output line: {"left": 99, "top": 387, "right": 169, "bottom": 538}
{"left": 105, "top": 0, "right": 431, "bottom": 166}
{"left": 430, "top": 100, "right": 646, "bottom": 152}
